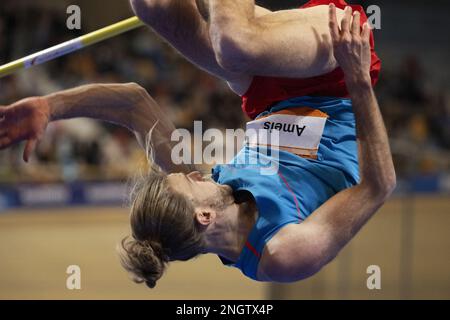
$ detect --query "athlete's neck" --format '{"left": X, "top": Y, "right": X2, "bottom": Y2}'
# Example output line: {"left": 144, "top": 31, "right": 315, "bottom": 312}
{"left": 203, "top": 200, "right": 257, "bottom": 262}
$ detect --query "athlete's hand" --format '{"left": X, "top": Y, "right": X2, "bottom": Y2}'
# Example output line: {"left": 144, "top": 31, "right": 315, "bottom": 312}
{"left": 329, "top": 4, "right": 372, "bottom": 86}
{"left": 0, "top": 97, "right": 51, "bottom": 162}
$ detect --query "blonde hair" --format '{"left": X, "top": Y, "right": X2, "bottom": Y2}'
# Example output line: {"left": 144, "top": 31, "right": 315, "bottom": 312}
{"left": 118, "top": 128, "right": 206, "bottom": 288}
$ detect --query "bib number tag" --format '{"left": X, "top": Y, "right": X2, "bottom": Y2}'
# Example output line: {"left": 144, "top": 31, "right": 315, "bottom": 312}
{"left": 246, "top": 107, "right": 328, "bottom": 159}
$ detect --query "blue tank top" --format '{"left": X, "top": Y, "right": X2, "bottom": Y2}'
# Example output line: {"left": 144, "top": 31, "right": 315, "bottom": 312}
{"left": 211, "top": 96, "right": 359, "bottom": 281}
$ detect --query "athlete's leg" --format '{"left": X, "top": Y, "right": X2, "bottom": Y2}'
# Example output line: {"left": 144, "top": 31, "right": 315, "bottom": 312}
{"left": 209, "top": 0, "right": 347, "bottom": 78}
{"left": 131, "top": 0, "right": 254, "bottom": 95}
{"left": 130, "top": 0, "right": 279, "bottom": 95}
{"left": 196, "top": 0, "right": 271, "bottom": 22}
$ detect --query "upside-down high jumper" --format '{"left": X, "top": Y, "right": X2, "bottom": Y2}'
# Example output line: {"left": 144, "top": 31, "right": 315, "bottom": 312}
{"left": 0, "top": 2, "right": 395, "bottom": 287}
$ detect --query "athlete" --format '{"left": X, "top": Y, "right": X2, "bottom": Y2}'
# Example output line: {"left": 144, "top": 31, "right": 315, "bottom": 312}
{"left": 0, "top": 5, "right": 395, "bottom": 287}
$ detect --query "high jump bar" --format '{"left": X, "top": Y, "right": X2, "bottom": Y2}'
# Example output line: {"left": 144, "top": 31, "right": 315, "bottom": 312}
{"left": 0, "top": 16, "right": 145, "bottom": 79}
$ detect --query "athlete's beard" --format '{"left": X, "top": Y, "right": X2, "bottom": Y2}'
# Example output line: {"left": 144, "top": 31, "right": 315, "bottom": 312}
{"left": 202, "top": 173, "right": 235, "bottom": 212}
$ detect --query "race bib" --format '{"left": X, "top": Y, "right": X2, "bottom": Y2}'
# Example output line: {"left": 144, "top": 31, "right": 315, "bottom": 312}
{"left": 246, "top": 107, "right": 328, "bottom": 159}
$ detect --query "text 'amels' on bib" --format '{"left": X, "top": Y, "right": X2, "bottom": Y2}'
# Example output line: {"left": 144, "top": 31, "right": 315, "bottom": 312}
{"left": 246, "top": 107, "right": 328, "bottom": 159}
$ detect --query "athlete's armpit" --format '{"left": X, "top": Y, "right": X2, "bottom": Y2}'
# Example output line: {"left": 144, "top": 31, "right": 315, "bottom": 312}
{"left": 258, "top": 222, "right": 332, "bottom": 282}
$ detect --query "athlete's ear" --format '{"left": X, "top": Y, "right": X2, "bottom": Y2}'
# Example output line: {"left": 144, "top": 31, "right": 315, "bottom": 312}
{"left": 195, "top": 209, "right": 216, "bottom": 227}
{"left": 188, "top": 171, "right": 203, "bottom": 181}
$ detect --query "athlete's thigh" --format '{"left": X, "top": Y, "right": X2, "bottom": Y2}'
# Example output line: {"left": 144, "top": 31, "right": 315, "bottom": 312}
{"left": 250, "top": 5, "right": 345, "bottom": 78}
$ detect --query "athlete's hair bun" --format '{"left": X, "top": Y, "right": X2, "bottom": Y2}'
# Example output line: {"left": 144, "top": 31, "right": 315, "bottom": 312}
{"left": 118, "top": 237, "right": 169, "bottom": 289}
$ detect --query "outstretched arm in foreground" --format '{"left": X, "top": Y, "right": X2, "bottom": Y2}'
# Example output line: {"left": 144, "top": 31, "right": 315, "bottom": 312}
{"left": 260, "top": 5, "right": 396, "bottom": 282}
{"left": 0, "top": 83, "right": 195, "bottom": 174}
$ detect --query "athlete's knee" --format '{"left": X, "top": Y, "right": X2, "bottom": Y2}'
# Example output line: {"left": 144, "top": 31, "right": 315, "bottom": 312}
{"left": 130, "top": 0, "right": 169, "bottom": 24}
{"left": 211, "top": 23, "right": 261, "bottom": 74}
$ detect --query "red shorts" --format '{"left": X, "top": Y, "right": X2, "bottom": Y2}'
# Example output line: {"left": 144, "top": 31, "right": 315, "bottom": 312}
{"left": 241, "top": 0, "right": 381, "bottom": 119}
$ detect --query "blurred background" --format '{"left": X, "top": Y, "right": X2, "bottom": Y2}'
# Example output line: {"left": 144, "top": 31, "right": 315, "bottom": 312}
{"left": 0, "top": 0, "right": 449, "bottom": 299}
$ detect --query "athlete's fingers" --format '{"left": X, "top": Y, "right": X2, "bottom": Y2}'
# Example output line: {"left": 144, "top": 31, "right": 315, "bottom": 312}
{"left": 341, "top": 6, "right": 352, "bottom": 36}
{"left": 361, "top": 22, "right": 371, "bottom": 43}
{"left": 351, "top": 11, "right": 361, "bottom": 37}
{"left": 23, "top": 139, "right": 37, "bottom": 163}
{"left": 329, "top": 4, "right": 340, "bottom": 42}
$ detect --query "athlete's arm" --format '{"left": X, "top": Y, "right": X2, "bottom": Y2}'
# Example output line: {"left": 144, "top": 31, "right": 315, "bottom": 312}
{"left": 0, "top": 83, "right": 195, "bottom": 174}
{"left": 261, "top": 5, "right": 396, "bottom": 282}
{"left": 209, "top": 0, "right": 346, "bottom": 78}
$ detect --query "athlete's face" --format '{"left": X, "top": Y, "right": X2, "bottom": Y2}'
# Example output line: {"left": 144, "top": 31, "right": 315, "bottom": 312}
{"left": 167, "top": 171, "right": 233, "bottom": 210}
